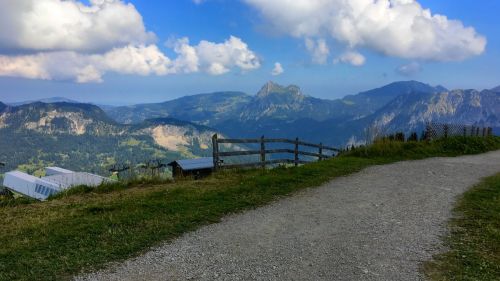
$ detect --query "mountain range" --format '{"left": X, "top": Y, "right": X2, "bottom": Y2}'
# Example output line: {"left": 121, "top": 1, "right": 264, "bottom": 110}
{"left": 107, "top": 81, "right": 447, "bottom": 126}
{"left": 104, "top": 81, "right": 499, "bottom": 145}
{"left": 6, "top": 97, "right": 80, "bottom": 106}
{"left": 1, "top": 80, "right": 499, "bottom": 176}
{"left": 0, "top": 102, "right": 218, "bottom": 176}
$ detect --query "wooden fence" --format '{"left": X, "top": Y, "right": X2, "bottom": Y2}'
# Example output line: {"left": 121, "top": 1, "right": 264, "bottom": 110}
{"left": 212, "top": 134, "right": 340, "bottom": 170}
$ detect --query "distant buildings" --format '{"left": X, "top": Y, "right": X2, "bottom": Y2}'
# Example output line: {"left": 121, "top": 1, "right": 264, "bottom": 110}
{"left": 3, "top": 167, "right": 111, "bottom": 200}
{"left": 168, "top": 157, "right": 214, "bottom": 179}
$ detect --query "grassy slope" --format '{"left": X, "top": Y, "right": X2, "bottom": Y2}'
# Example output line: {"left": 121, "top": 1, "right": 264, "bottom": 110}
{"left": 424, "top": 173, "right": 500, "bottom": 280}
{"left": 0, "top": 137, "right": 499, "bottom": 281}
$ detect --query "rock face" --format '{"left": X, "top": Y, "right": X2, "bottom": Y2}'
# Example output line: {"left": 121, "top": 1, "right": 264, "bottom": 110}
{"left": 131, "top": 118, "right": 218, "bottom": 157}
{"left": 341, "top": 80, "right": 447, "bottom": 118}
{"left": 0, "top": 102, "right": 117, "bottom": 135}
{"left": 368, "top": 89, "right": 500, "bottom": 133}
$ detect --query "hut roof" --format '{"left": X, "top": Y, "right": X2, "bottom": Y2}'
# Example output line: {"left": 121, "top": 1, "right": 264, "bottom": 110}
{"left": 168, "top": 157, "right": 214, "bottom": 171}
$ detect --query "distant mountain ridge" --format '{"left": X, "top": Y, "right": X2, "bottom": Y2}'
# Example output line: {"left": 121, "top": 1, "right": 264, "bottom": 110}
{"left": 106, "top": 91, "right": 251, "bottom": 125}
{"left": 341, "top": 80, "right": 447, "bottom": 117}
{"left": 0, "top": 102, "right": 117, "bottom": 135}
{"left": 0, "top": 102, "right": 219, "bottom": 176}
{"left": 237, "top": 81, "right": 353, "bottom": 122}
{"left": 7, "top": 97, "right": 81, "bottom": 106}
{"left": 368, "top": 89, "right": 500, "bottom": 132}
{"left": 104, "top": 80, "right": 464, "bottom": 144}
{"left": 1, "top": 80, "right": 498, "bottom": 169}
{"left": 106, "top": 81, "right": 446, "bottom": 127}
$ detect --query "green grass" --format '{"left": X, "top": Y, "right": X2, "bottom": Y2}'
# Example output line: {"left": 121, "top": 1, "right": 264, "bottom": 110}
{"left": 0, "top": 137, "right": 499, "bottom": 281}
{"left": 424, "top": 173, "right": 500, "bottom": 281}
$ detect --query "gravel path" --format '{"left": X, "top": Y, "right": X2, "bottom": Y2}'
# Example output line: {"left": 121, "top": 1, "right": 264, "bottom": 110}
{"left": 76, "top": 151, "right": 500, "bottom": 281}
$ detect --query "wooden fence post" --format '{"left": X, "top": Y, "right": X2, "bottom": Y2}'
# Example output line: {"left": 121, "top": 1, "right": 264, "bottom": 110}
{"left": 444, "top": 124, "right": 449, "bottom": 138}
{"left": 476, "top": 127, "right": 480, "bottom": 136}
{"left": 319, "top": 143, "right": 323, "bottom": 161}
{"left": 260, "top": 135, "right": 266, "bottom": 169}
{"left": 463, "top": 127, "right": 467, "bottom": 138}
{"left": 488, "top": 127, "right": 493, "bottom": 136}
{"left": 212, "top": 134, "right": 219, "bottom": 171}
{"left": 294, "top": 137, "right": 299, "bottom": 166}
{"left": 470, "top": 126, "right": 475, "bottom": 137}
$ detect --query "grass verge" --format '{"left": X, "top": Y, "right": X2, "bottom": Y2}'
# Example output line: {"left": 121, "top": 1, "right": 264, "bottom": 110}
{"left": 424, "top": 173, "right": 500, "bottom": 280}
{"left": 0, "top": 137, "right": 499, "bottom": 281}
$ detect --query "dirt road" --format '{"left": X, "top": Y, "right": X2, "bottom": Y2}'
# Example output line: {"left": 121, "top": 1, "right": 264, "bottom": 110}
{"left": 76, "top": 151, "right": 500, "bottom": 281}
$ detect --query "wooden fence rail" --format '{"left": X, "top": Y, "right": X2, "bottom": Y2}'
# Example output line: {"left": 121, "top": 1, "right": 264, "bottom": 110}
{"left": 212, "top": 134, "right": 340, "bottom": 170}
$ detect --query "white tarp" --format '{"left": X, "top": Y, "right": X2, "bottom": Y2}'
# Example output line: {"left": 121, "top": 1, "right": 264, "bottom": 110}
{"left": 3, "top": 167, "right": 112, "bottom": 200}
{"left": 45, "top": 167, "right": 73, "bottom": 176}
{"left": 3, "top": 171, "right": 61, "bottom": 200}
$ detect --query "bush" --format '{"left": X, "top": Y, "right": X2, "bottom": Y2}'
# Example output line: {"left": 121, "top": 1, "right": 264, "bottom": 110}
{"left": 408, "top": 132, "right": 418, "bottom": 142}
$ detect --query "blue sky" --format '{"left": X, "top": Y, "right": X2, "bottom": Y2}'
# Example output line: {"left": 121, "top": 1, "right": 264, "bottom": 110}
{"left": 0, "top": 0, "right": 499, "bottom": 104}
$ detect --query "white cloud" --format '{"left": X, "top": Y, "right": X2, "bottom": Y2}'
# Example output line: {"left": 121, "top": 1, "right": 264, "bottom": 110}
{"left": 396, "top": 62, "right": 422, "bottom": 76}
{"left": 192, "top": 0, "right": 206, "bottom": 4}
{"left": 334, "top": 51, "right": 366, "bottom": 66}
{"left": 271, "top": 62, "right": 284, "bottom": 76}
{"left": 0, "top": 37, "right": 260, "bottom": 82}
{"left": 0, "top": 45, "right": 170, "bottom": 83}
{"left": 245, "top": 0, "right": 487, "bottom": 63}
{"left": 305, "top": 38, "right": 330, "bottom": 64}
{"left": 0, "top": 1, "right": 261, "bottom": 82}
{"left": 169, "top": 38, "right": 200, "bottom": 74}
{"left": 0, "top": 0, "right": 155, "bottom": 53}
{"left": 171, "top": 36, "right": 261, "bottom": 75}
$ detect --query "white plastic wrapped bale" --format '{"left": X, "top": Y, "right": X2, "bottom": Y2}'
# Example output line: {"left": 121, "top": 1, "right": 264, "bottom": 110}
{"left": 42, "top": 172, "right": 111, "bottom": 189}
{"left": 3, "top": 171, "right": 62, "bottom": 200}
{"left": 45, "top": 167, "right": 74, "bottom": 176}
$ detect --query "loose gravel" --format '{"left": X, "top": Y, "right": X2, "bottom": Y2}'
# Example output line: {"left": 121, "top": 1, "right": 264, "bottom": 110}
{"left": 76, "top": 151, "right": 500, "bottom": 281}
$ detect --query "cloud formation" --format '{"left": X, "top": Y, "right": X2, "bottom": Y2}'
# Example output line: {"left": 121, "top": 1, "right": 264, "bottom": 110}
{"left": 0, "top": 0, "right": 154, "bottom": 53}
{"left": 305, "top": 38, "right": 330, "bottom": 65}
{"left": 0, "top": 0, "right": 260, "bottom": 82}
{"left": 0, "top": 0, "right": 260, "bottom": 83}
{"left": 0, "top": 45, "right": 171, "bottom": 83}
{"left": 168, "top": 36, "right": 261, "bottom": 76}
{"left": 396, "top": 62, "right": 422, "bottom": 76}
{"left": 271, "top": 62, "right": 284, "bottom": 76}
{"left": 245, "top": 0, "right": 487, "bottom": 64}
{"left": 0, "top": 37, "right": 260, "bottom": 83}
{"left": 334, "top": 51, "right": 366, "bottom": 66}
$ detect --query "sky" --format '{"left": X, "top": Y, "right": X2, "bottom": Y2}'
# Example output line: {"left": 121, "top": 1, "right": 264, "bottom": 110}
{"left": 0, "top": 0, "right": 499, "bottom": 105}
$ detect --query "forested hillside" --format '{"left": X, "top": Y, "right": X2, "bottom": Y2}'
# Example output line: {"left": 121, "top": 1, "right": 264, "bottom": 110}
{"left": 0, "top": 103, "right": 217, "bottom": 177}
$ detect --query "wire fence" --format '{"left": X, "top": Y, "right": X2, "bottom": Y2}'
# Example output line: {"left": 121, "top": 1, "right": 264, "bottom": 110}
{"left": 425, "top": 122, "right": 493, "bottom": 140}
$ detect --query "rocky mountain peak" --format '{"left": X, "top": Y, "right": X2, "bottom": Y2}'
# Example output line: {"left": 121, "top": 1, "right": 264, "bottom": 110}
{"left": 492, "top": 85, "right": 500, "bottom": 93}
{"left": 256, "top": 81, "right": 304, "bottom": 99}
